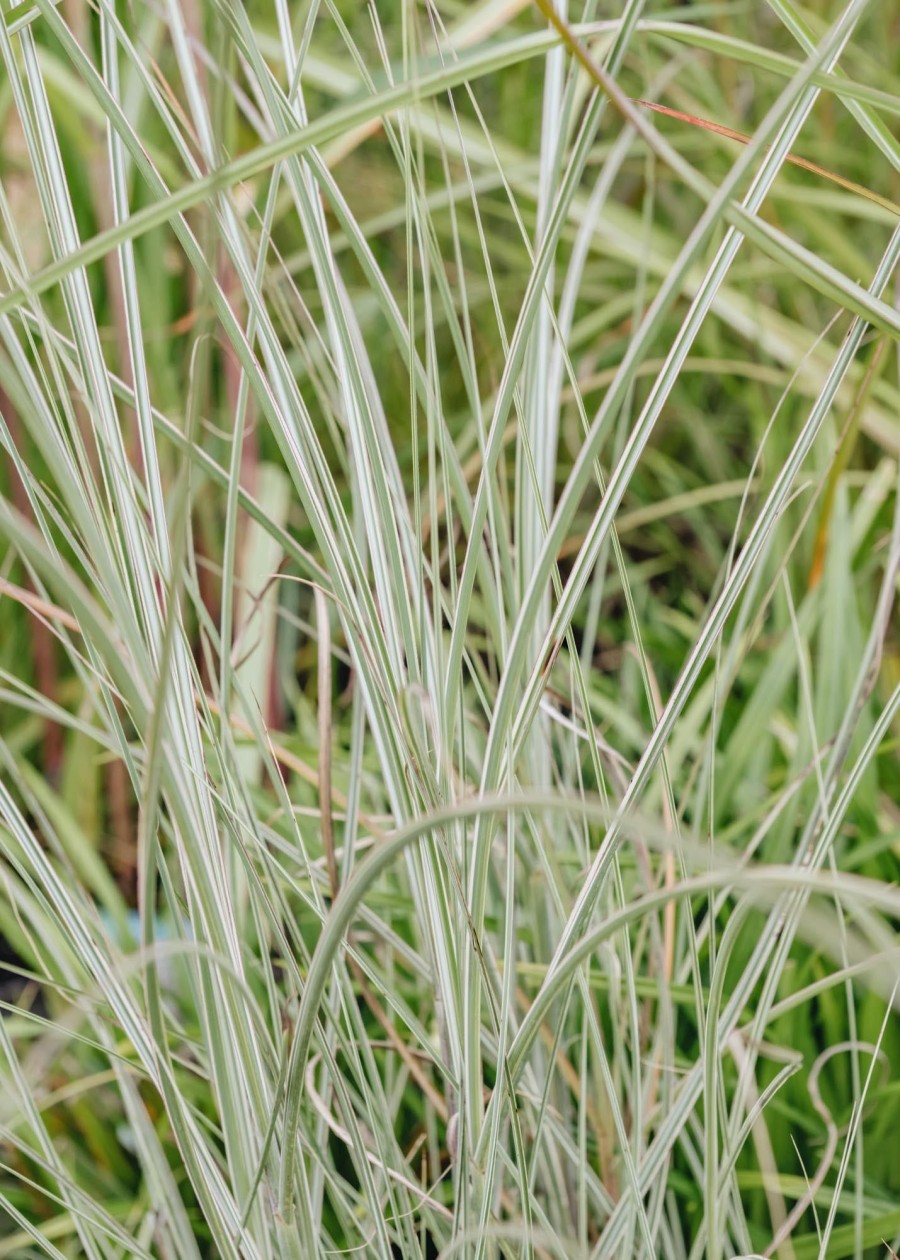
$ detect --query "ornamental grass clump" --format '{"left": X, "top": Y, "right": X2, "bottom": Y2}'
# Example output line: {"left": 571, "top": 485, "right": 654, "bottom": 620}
{"left": 0, "top": 2, "right": 897, "bottom": 1257}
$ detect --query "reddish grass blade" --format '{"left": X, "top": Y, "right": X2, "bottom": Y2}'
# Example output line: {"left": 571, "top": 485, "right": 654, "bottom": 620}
{"left": 636, "top": 99, "right": 900, "bottom": 217}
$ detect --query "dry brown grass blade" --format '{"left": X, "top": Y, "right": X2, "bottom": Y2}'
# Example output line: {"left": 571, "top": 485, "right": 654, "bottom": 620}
{"left": 532, "top": 0, "right": 899, "bottom": 218}
{"left": 807, "top": 336, "right": 889, "bottom": 590}
{"left": 637, "top": 99, "right": 900, "bottom": 217}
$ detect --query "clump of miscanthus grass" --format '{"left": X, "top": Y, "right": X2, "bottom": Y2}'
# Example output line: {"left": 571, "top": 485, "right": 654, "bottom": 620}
{"left": 0, "top": 1, "right": 898, "bottom": 1257}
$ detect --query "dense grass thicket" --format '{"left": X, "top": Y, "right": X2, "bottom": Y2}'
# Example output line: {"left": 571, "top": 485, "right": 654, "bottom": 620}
{"left": 0, "top": 1, "right": 898, "bottom": 1256}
